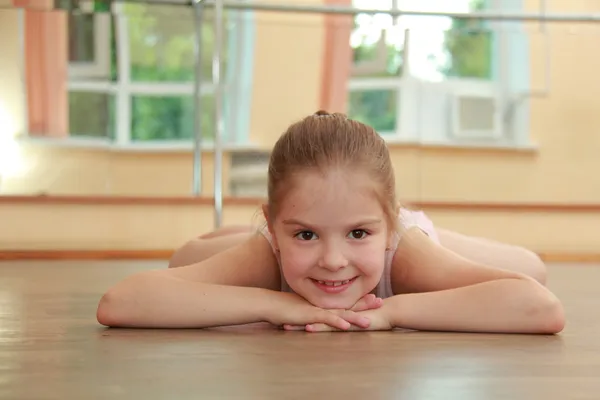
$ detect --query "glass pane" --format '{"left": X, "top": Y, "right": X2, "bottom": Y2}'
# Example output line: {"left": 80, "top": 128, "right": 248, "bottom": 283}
{"left": 441, "top": 28, "right": 493, "bottom": 80}
{"left": 398, "top": 0, "right": 494, "bottom": 81}
{"left": 124, "top": 4, "right": 229, "bottom": 82}
{"left": 130, "top": 95, "right": 214, "bottom": 141}
{"left": 348, "top": 89, "right": 397, "bottom": 132}
{"left": 66, "top": 12, "right": 116, "bottom": 81}
{"left": 351, "top": 0, "right": 404, "bottom": 78}
{"left": 68, "top": 14, "right": 95, "bottom": 63}
{"left": 351, "top": 20, "right": 405, "bottom": 77}
{"left": 69, "top": 91, "right": 115, "bottom": 138}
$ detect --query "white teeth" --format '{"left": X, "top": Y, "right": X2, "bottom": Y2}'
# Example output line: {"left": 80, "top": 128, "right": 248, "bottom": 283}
{"left": 316, "top": 279, "right": 352, "bottom": 286}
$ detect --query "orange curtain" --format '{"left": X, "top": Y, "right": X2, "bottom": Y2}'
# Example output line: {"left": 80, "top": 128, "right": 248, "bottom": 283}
{"left": 320, "top": 0, "right": 353, "bottom": 113}
{"left": 14, "top": 0, "right": 68, "bottom": 137}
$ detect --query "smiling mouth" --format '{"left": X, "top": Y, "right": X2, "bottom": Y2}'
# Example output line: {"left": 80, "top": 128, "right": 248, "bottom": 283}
{"left": 313, "top": 278, "right": 355, "bottom": 286}
{"left": 310, "top": 276, "right": 358, "bottom": 293}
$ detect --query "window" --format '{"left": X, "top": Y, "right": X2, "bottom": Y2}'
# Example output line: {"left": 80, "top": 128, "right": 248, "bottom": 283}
{"left": 67, "top": 13, "right": 111, "bottom": 79}
{"left": 65, "top": 2, "right": 254, "bottom": 147}
{"left": 348, "top": 0, "right": 530, "bottom": 147}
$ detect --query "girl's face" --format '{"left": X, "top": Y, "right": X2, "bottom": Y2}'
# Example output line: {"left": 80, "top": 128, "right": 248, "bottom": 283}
{"left": 265, "top": 169, "right": 395, "bottom": 310}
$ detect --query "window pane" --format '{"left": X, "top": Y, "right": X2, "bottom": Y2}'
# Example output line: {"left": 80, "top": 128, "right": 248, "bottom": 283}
{"left": 348, "top": 89, "right": 397, "bottom": 132}
{"left": 351, "top": 21, "right": 405, "bottom": 78}
{"left": 441, "top": 28, "right": 493, "bottom": 80}
{"left": 351, "top": 0, "right": 404, "bottom": 78}
{"left": 130, "top": 95, "right": 214, "bottom": 141}
{"left": 124, "top": 4, "right": 229, "bottom": 82}
{"left": 69, "top": 92, "right": 115, "bottom": 138}
{"left": 398, "top": 0, "right": 494, "bottom": 81}
{"left": 68, "top": 14, "right": 95, "bottom": 63}
{"left": 66, "top": 12, "right": 116, "bottom": 81}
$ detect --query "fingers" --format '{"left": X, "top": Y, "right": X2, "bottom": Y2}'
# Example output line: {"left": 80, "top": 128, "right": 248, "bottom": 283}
{"left": 319, "top": 310, "right": 352, "bottom": 331}
{"left": 313, "top": 310, "right": 370, "bottom": 330}
{"left": 281, "top": 308, "right": 372, "bottom": 333}
{"left": 282, "top": 324, "right": 308, "bottom": 331}
{"left": 339, "top": 310, "right": 371, "bottom": 329}
{"left": 351, "top": 294, "right": 383, "bottom": 312}
{"left": 306, "top": 323, "right": 336, "bottom": 332}
{"left": 305, "top": 323, "right": 363, "bottom": 332}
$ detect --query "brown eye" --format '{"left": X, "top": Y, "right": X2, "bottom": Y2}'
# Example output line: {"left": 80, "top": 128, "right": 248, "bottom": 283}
{"left": 349, "top": 230, "right": 368, "bottom": 239}
{"left": 295, "top": 231, "right": 317, "bottom": 241}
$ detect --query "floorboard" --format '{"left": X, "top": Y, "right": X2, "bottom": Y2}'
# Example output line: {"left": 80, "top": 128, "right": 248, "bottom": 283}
{"left": 1, "top": 261, "right": 597, "bottom": 399}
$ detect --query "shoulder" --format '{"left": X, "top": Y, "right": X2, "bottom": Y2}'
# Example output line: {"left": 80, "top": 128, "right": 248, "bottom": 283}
{"left": 387, "top": 208, "right": 441, "bottom": 293}
{"left": 166, "top": 230, "right": 282, "bottom": 291}
{"left": 398, "top": 208, "right": 439, "bottom": 243}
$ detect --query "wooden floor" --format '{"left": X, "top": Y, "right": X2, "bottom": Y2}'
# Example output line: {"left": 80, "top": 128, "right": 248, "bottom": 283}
{"left": 1, "top": 261, "right": 598, "bottom": 399}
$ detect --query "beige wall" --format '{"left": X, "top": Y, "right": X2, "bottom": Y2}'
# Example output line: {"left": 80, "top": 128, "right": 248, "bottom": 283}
{"left": 0, "top": 201, "right": 263, "bottom": 251}
{"left": 0, "top": 9, "right": 25, "bottom": 139}
{"left": 248, "top": 2, "right": 325, "bottom": 146}
{"left": 0, "top": 143, "right": 229, "bottom": 196}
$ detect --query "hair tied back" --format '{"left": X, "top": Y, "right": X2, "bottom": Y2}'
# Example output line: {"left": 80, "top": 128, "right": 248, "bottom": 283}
{"left": 314, "top": 110, "right": 333, "bottom": 117}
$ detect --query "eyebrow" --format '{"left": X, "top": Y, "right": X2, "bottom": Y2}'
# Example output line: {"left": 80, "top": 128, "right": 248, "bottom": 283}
{"left": 282, "top": 218, "right": 382, "bottom": 227}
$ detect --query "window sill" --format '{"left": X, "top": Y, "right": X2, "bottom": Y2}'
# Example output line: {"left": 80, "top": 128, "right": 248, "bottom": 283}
{"left": 15, "top": 135, "right": 538, "bottom": 154}
{"left": 16, "top": 136, "right": 263, "bottom": 153}
{"left": 383, "top": 136, "right": 539, "bottom": 153}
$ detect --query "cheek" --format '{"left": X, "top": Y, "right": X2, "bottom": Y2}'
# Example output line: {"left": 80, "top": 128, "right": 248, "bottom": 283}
{"left": 278, "top": 243, "right": 317, "bottom": 276}
{"left": 353, "top": 247, "right": 387, "bottom": 276}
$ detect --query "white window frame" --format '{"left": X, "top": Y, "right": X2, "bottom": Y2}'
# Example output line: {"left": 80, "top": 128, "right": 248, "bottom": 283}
{"left": 67, "top": 12, "right": 112, "bottom": 79}
{"left": 64, "top": 1, "right": 253, "bottom": 150}
{"left": 348, "top": 0, "right": 533, "bottom": 149}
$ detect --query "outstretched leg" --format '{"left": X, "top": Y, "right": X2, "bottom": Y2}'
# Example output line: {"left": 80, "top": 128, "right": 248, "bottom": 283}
{"left": 197, "top": 225, "right": 255, "bottom": 239}
{"left": 435, "top": 227, "right": 547, "bottom": 284}
{"left": 169, "top": 225, "right": 255, "bottom": 268}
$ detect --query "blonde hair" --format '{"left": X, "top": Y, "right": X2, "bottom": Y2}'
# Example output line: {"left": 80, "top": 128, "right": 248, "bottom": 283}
{"left": 266, "top": 110, "right": 398, "bottom": 232}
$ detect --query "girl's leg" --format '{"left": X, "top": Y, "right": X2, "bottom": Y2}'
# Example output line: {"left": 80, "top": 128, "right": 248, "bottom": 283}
{"left": 435, "top": 227, "right": 547, "bottom": 284}
{"left": 169, "top": 225, "right": 255, "bottom": 268}
{"left": 197, "top": 225, "right": 255, "bottom": 239}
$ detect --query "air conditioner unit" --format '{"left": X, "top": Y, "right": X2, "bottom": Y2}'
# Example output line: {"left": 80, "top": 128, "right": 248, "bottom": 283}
{"left": 449, "top": 93, "right": 503, "bottom": 140}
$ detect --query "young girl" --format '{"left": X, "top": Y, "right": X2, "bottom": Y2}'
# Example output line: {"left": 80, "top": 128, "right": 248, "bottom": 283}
{"left": 97, "top": 111, "right": 565, "bottom": 334}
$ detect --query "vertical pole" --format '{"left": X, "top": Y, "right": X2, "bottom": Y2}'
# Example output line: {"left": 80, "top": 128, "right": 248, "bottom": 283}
{"left": 213, "top": 0, "right": 224, "bottom": 228}
{"left": 192, "top": 0, "right": 204, "bottom": 195}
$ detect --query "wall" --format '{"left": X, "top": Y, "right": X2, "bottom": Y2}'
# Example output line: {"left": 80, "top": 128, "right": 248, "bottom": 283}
{"left": 0, "top": 143, "right": 229, "bottom": 197}
{"left": 248, "top": 1, "right": 325, "bottom": 146}
{"left": 0, "top": 198, "right": 264, "bottom": 252}
{"left": 0, "top": 9, "right": 25, "bottom": 138}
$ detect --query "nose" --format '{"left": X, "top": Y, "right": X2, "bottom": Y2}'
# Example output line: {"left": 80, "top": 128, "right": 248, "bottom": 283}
{"left": 318, "top": 243, "right": 349, "bottom": 271}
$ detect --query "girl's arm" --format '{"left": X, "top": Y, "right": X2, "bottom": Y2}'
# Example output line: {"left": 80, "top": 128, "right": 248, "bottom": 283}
{"left": 97, "top": 233, "right": 370, "bottom": 330}
{"left": 97, "top": 232, "right": 282, "bottom": 328}
{"left": 384, "top": 227, "right": 565, "bottom": 334}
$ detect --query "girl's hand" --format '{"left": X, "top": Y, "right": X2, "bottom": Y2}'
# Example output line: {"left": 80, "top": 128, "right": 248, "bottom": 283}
{"left": 286, "top": 304, "right": 393, "bottom": 333}
{"left": 281, "top": 293, "right": 385, "bottom": 332}
{"left": 265, "top": 292, "right": 372, "bottom": 331}
{"left": 350, "top": 293, "right": 384, "bottom": 312}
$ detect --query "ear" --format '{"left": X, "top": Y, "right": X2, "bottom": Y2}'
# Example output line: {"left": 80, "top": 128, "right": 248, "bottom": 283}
{"left": 387, "top": 202, "right": 402, "bottom": 249}
{"left": 261, "top": 203, "right": 269, "bottom": 220}
{"left": 261, "top": 204, "right": 272, "bottom": 230}
{"left": 261, "top": 203, "right": 279, "bottom": 250}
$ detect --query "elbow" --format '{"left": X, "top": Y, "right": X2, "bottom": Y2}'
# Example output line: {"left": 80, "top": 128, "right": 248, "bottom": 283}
{"left": 96, "top": 278, "right": 142, "bottom": 327}
{"left": 96, "top": 290, "right": 124, "bottom": 327}
{"left": 529, "top": 284, "right": 565, "bottom": 334}
{"left": 541, "top": 296, "right": 565, "bottom": 334}
{"left": 96, "top": 271, "right": 163, "bottom": 328}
